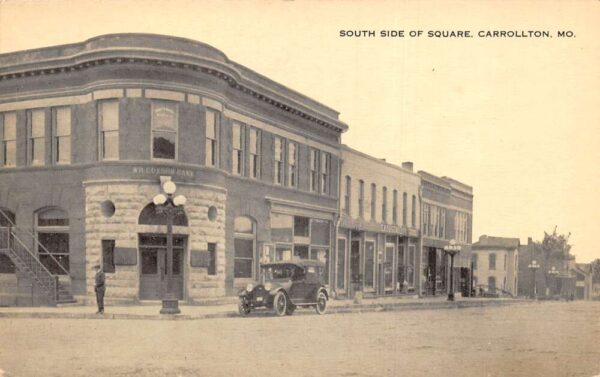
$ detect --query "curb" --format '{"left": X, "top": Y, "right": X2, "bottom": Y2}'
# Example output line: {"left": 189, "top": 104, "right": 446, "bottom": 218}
{"left": 0, "top": 299, "right": 527, "bottom": 321}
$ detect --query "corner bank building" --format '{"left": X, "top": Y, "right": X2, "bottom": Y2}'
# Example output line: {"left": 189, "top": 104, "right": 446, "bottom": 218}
{"left": 0, "top": 34, "right": 347, "bottom": 305}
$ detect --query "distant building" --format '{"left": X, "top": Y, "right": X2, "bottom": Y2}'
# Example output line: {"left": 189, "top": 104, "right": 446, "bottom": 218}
{"left": 573, "top": 263, "right": 592, "bottom": 300}
{"left": 518, "top": 238, "right": 581, "bottom": 299}
{"left": 418, "top": 171, "right": 473, "bottom": 298}
{"left": 471, "top": 235, "right": 519, "bottom": 296}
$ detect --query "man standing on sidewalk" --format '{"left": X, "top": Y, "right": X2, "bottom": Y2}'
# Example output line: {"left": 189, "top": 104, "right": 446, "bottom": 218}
{"left": 94, "top": 264, "right": 105, "bottom": 314}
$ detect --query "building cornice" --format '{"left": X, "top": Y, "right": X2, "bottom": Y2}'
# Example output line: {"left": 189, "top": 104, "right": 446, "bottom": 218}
{"left": 0, "top": 34, "right": 348, "bottom": 134}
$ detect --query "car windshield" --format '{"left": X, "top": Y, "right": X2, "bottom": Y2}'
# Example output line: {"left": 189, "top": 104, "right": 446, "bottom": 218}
{"left": 262, "top": 265, "right": 295, "bottom": 281}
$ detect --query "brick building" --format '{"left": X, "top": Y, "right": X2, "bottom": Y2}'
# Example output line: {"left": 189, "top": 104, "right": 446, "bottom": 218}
{"left": 419, "top": 171, "right": 473, "bottom": 297}
{"left": 336, "top": 146, "right": 421, "bottom": 298}
{"left": 0, "top": 34, "right": 346, "bottom": 305}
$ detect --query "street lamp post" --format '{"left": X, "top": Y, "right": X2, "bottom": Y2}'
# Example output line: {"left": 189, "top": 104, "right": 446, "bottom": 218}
{"left": 548, "top": 266, "right": 559, "bottom": 298}
{"left": 153, "top": 180, "right": 187, "bottom": 315}
{"left": 443, "top": 239, "right": 461, "bottom": 301}
{"left": 528, "top": 260, "right": 540, "bottom": 299}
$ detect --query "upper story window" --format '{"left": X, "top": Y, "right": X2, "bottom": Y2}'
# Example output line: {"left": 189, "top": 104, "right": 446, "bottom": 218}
{"left": 472, "top": 253, "right": 478, "bottom": 270}
{"left": 381, "top": 186, "right": 388, "bottom": 223}
{"left": 248, "top": 128, "right": 260, "bottom": 179}
{"left": 370, "top": 183, "right": 377, "bottom": 220}
{"left": 151, "top": 101, "right": 177, "bottom": 160}
{"left": 53, "top": 107, "right": 71, "bottom": 164}
{"left": 489, "top": 253, "right": 496, "bottom": 270}
{"left": 320, "top": 152, "right": 330, "bottom": 194}
{"left": 422, "top": 203, "right": 430, "bottom": 236}
{"left": 205, "top": 109, "right": 219, "bottom": 167}
{"left": 232, "top": 122, "right": 244, "bottom": 175}
{"left": 392, "top": 190, "right": 398, "bottom": 224}
{"left": 1, "top": 112, "right": 16, "bottom": 167}
{"left": 28, "top": 109, "right": 46, "bottom": 166}
{"left": 358, "top": 180, "right": 365, "bottom": 218}
{"left": 402, "top": 192, "right": 408, "bottom": 226}
{"left": 287, "top": 141, "right": 297, "bottom": 187}
{"left": 310, "top": 149, "right": 319, "bottom": 192}
{"left": 99, "top": 101, "right": 119, "bottom": 160}
{"left": 411, "top": 195, "right": 416, "bottom": 228}
{"left": 344, "top": 176, "right": 351, "bottom": 215}
{"left": 454, "top": 212, "right": 469, "bottom": 243}
{"left": 274, "top": 136, "right": 284, "bottom": 185}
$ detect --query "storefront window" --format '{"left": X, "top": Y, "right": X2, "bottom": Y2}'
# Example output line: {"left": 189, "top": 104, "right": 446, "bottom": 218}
{"left": 293, "top": 245, "right": 309, "bottom": 259}
{"left": 310, "top": 219, "right": 330, "bottom": 246}
{"left": 271, "top": 213, "right": 293, "bottom": 243}
{"left": 294, "top": 216, "right": 309, "bottom": 242}
{"left": 337, "top": 238, "right": 346, "bottom": 290}
{"left": 364, "top": 240, "right": 375, "bottom": 288}
{"left": 234, "top": 216, "right": 256, "bottom": 279}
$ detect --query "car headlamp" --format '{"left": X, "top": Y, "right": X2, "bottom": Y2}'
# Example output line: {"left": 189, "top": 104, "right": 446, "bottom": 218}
{"left": 264, "top": 282, "right": 272, "bottom": 291}
{"left": 246, "top": 283, "right": 254, "bottom": 292}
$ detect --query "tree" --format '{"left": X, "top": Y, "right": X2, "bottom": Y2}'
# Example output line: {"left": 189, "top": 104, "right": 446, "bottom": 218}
{"left": 591, "top": 259, "right": 600, "bottom": 284}
{"left": 541, "top": 226, "right": 572, "bottom": 260}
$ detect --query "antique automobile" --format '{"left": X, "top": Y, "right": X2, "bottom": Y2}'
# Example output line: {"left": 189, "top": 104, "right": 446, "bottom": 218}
{"left": 237, "top": 259, "right": 329, "bottom": 317}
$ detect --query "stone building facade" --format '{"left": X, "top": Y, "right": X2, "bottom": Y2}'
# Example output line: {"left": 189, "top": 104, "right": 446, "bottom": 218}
{"left": 0, "top": 34, "right": 346, "bottom": 305}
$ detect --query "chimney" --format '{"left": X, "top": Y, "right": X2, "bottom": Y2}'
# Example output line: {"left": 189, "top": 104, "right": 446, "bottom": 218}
{"left": 402, "top": 161, "right": 413, "bottom": 171}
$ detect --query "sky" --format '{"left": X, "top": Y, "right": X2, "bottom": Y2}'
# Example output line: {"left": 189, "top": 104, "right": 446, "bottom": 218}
{"left": 0, "top": 0, "right": 598, "bottom": 262}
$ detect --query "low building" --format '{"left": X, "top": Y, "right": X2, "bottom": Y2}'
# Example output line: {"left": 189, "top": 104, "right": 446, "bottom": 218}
{"left": 574, "top": 263, "right": 592, "bottom": 300}
{"left": 471, "top": 235, "right": 519, "bottom": 296}
{"left": 336, "top": 146, "right": 421, "bottom": 298}
{"left": 419, "top": 171, "right": 474, "bottom": 298}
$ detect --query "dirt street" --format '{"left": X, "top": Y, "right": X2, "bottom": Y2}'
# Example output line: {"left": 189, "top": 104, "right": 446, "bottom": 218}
{"left": 0, "top": 301, "right": 599, "bottom": 377}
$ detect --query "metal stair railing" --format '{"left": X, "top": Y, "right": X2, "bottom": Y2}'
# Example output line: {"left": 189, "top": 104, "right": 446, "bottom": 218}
{"left": 0, "top": 226, "right": 59, "bottom": 302}
{"left": 0, "top": 209, "right": 70, "bottom": 277}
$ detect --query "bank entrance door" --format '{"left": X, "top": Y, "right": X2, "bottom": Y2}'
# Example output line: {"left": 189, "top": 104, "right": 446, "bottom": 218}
{"left": 139, "top": 234, "right": 185, "bottom": 300}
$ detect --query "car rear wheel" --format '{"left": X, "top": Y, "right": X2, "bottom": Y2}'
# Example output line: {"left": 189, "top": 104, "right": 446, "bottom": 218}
{"left": 273, "top": 291, "right": 287, "bottom": 317}
{"left": 238, "top": 297, "right": 251, "bottom": 317}
{"left": 315, "top": 291, "right": 327, "bottom": 315}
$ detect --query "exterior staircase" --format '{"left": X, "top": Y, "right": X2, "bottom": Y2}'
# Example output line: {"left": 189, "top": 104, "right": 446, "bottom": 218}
{"left": 0, "top": 217, "right": 76, "bottom": 305}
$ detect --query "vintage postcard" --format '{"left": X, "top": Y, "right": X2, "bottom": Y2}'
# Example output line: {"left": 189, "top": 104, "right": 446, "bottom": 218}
{"left": 0, "top": 1, "right": 598, "bottom": 376}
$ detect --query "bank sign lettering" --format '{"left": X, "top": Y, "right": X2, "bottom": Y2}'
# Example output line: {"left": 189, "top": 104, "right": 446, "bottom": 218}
{"left": 132, "top": 166, "right": 195, "bottom": 178}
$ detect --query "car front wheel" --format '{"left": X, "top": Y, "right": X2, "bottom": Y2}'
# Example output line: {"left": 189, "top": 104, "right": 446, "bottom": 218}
{"left": 273, "top": 291, "right": 288, "bottom": 317}
{"left": 315, "top": 291, "right": 327, "bottom": 315}
{"left": 238, "top": 297, "right": 251, "bottom": 317}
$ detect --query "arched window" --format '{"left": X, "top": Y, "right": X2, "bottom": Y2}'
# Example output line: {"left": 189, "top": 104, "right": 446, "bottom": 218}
{"left": 35, "top": 207, "right": 69, "bottom": 275}
{"left": 138, "top": 203, "right": 188, "bottom": 226}
{"left": 234, "top": 216, "right": 256, "bottom": 279}
{"left": 0, "top": 208, "right": 16, "bottom": 273}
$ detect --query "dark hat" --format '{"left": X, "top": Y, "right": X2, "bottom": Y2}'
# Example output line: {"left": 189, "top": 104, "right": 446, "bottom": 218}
{"left": 93, "top": 264, "right": 101, "bottom": 269}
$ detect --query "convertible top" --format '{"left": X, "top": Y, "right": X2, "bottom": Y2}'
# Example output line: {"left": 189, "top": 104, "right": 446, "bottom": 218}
{"left": 260, "top": 259, "right": 325, "bottom": 268}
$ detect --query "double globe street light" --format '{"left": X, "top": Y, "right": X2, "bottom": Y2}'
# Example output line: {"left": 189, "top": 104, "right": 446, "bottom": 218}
{"left": 443, "top": 239, "right": 461, "bottom": 301}
{"left": 153, "top": 180, "right": 186, "bottom": 315}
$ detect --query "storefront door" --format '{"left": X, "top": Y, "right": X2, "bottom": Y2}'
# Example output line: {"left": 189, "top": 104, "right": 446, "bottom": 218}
{"left": 139, "top": 234, "right": 185, "bottom": 300}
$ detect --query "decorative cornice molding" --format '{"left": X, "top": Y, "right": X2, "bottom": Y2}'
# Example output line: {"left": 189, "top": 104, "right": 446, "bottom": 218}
{"left": 0, "top": 38, "right": 348, "bottom": 134}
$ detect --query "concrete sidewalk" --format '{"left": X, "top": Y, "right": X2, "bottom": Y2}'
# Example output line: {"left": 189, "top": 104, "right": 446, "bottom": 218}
{"left": 0, "top": 295, "right": 527, "bottom": 320}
